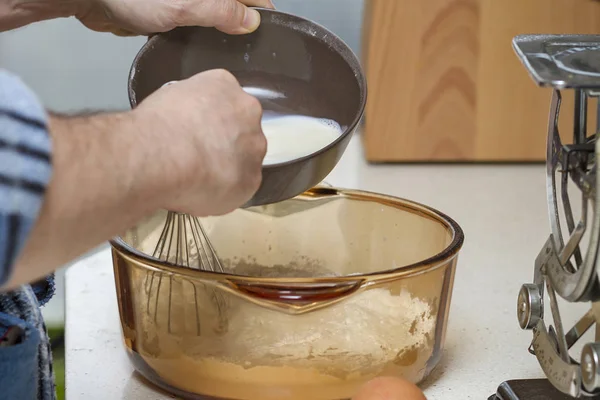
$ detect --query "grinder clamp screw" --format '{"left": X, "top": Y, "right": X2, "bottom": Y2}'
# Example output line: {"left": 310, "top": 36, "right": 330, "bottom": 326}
{"left": 581, "top": 343, "right": 600, "bottom": 393}
{"left": 517, "top": 284, "right": 543, "bottom": 330}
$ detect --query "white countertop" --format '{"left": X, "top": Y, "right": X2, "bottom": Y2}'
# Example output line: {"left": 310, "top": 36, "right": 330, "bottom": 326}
{"left": 66, "top": 136, "right": 558, "bottom": 399}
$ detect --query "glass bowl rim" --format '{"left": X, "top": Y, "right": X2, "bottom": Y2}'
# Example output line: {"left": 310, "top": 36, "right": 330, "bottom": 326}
{"left": 109, "top": 187, "right": 465, "bottom": 281}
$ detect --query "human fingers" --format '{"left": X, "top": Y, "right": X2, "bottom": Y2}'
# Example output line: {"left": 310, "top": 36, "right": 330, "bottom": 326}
{"left": 239, "top": 0, "right": 275, "bottom": 8}
{"left": 176, "top": 0, "right": 262, "bottom": 34}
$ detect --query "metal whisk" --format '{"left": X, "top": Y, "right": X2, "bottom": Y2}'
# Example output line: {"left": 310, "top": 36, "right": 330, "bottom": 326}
{"left": 153, "top": 212, "right": 225, "bottom": 272}
{"left": 144, "top": 211, "right": 228, "bottom": 335}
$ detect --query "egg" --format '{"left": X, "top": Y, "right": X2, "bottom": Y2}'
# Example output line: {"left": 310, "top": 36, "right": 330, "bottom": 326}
{"left": 352, "top": 377, "right": 427, "bottom": 400}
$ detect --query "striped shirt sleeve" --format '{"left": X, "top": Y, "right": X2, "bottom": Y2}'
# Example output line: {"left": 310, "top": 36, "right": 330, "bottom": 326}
{"left": 0, "top": 69, "right": 52, "bottom": 285}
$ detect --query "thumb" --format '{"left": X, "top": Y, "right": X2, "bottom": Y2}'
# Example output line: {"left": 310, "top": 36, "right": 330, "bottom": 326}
{"left": 207, "top": 0, "right": 261, "bottom": 34}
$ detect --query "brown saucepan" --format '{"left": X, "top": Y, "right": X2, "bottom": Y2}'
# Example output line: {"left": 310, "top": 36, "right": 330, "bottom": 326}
{"left": 128, "top": 8, "right": 368, "bottom": 207}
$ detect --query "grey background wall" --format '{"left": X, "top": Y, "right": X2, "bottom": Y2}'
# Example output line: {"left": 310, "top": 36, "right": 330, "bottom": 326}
{"left": 0, "top": 0, "right": 364, "bottom": 324}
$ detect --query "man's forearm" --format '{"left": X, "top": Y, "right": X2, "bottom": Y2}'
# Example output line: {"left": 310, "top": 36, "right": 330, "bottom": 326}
{"left": 0, "top": 0, "right": 83, "bottom": 31}
{"left": 6, "top": 111, "right": 167, "bottom": 288}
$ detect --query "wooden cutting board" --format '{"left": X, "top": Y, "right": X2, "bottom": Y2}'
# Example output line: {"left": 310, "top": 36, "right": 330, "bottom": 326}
{"left": 361, "top": 0, "right": 600, "bottom": 162}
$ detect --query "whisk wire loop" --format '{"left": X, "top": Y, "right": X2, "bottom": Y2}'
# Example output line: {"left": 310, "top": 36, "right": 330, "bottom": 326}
{"left": 145, "top": 211, "right": 229, "bottom": 335}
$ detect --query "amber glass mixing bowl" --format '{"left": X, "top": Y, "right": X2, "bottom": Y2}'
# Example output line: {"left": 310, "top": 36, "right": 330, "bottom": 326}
{"left": 110, "top": 187, "right": 464, "bottom": 400}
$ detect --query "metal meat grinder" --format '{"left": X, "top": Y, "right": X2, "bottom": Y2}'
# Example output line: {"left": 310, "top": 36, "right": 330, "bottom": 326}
{"left": 490, "top": 35, "right": 600, "bottom": 400}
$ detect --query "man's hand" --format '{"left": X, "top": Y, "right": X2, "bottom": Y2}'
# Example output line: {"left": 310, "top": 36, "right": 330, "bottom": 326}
{"left": 9, "top": 68, "right": 266, "bottom": 288}
{"left": 134, "top": 69, "right": 267, "bottom": 216}
{"left": 1, "top": 0, "right": 274, "bottom": 33}
{"left": 77, "top": 0, "right": 275, "bottom": 36}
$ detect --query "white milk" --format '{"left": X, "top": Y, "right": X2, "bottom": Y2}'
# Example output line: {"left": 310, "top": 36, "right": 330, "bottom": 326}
{"left": 261, "top": 115, "right": 343, "bottom": 165}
